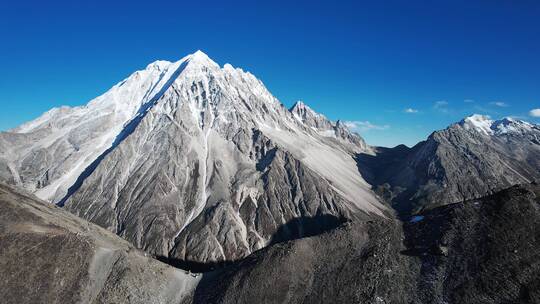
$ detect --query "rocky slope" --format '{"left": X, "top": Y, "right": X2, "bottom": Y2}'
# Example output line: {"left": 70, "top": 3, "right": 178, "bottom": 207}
{"left": 289, "top": 101, "right": 370, "bottom": 152}
{"left": 2, "top": 175, "right": 538, "bottom": 304}
{"left": 195, "top": 182, "right": 540, "bottom": 304}
{"left": 0, "top": 183, "right": 200, "bottom": 304}
{"left": 0, "top": 60, "right": 175, "bottom": 203}
{"left": 0, "top": 51, "right": 386, "bottom": 264}
{"left": 358, "top": 114, "right": 540, "bottom": 215}
{"left": 2, "top": 50, "right": 540, "bottom": 304}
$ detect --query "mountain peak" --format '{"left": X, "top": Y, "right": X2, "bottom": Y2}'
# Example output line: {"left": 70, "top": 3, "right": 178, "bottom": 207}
{"left": 192, "top": 49, "right": 207, "bottom": 55}
{"left": 492, "top": 117, "right": 535, "bottom": 135}
{"left": 190, "top": 50, "right": 210, "bottom": 60}
{"left": 143, "top": 51, "right": 216, "bottom": 72}
{"left": 289, "top": 100, "right": 308, "bottom": 111}
{"left": 458, "top": 114, "right": 536, "bottom": 136}
{"left": 460, "top": 114, "right": 493, "bottom": 134}
{"left": 289, "top": 101, "right": 321, "bottom": 120}
{"left": 463, "top": 114, "right": 492, "bottom": 123}
{"left": 459, "top": 114, "right": 494, "bottom": 135}
{"left": 145, "top": 60, "right": 172, "bottom": 71}
{"left": 184, "top": 50, "right": 219, "bottom": 69}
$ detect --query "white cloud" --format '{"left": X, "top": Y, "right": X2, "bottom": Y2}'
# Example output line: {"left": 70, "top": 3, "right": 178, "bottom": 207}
{"left": 489, "top": 101, "right": 508, "bottom": 107}
{"left": 464, "top": 99, "right": 475, "bottom": 103}
{"left": 433, "top": 100, "right": 449, "bottom": 113}
{"left": 344, "top": 121, "right": 390, "bottom": 132}
{"left": 404, "top": 108, "right": 418, "bottom": 113}
{"left": 434, "top": 100, "right": 447, "bottom": 107}
{"left": 529, "top": 108, "right": 540, "bottom": 117}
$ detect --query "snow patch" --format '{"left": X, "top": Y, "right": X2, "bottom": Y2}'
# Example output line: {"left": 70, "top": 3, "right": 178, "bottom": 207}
{"left": 461, "top": 114, "right": 494, "bottom": 135}
{"left": 460, "top": 114, "right": 537, "bottom": 136}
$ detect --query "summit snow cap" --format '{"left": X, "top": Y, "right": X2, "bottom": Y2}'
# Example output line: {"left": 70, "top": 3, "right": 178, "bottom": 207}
{"left": 459, "top": 114, "right": 537, "bottom": 135}
{"left": 186, "top": 50, "right": 218, "bottom": 66}
{"left": 460, "top": 114, "right": 494, "bottom": 135}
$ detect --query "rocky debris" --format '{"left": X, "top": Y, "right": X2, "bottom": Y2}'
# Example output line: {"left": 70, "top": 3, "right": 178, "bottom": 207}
{"left": 0, "top": 183, "right": 200, "bottom": 304}
{"left": 0, "top": 174, "right": 538, "bottom": 303}
{"left": 193, "top": 217, "right": 417, "bottom": 304}
{"left": 195, "top": 183, "right": 540, "bottom": 304}
{"left": 402, "top": 183, "right": 540, "bottom": 303}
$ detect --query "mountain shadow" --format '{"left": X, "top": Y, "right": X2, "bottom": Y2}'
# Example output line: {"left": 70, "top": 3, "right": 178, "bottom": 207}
{"left": 355, "top": 145, "right": 420, "bottom": 217}
{"left": 157, "top": 214, "right": 346, "bottom": 274}
{"left": 192, "top": 183, "right": 540, "bottom": 304}
{"left": 155, "top": 256, "right": 234, "bottom": 273}
{"left": 269, "top": 214, "right": 347, "bottom": 244}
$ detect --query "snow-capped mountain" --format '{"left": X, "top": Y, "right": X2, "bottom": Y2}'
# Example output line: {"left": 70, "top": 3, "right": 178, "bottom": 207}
{"left": 459, "top": 114, "right": 539, "bottom": 136}
{"left": 358, "top": 114, "right": 540, "bottom": 214}
{"left": 0, "top": 51, "right": 385, "bottom": 263}
{"left": 0, "top": 57, "right": 191, "bottom": 203}
{"left": 2, "top": 53, "right": 540, "bottom": 304}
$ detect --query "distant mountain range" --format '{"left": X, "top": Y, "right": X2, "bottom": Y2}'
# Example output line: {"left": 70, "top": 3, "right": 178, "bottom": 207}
{"left": 359, "top": 113, "right": 540, "bottom": 215}
{"left": 0, "top": 51, "right": 539, "bottom": 304}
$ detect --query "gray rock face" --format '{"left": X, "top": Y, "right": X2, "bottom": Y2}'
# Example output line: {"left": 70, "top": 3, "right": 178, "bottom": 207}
{"left": 195, "top": 183, "right": 540, "bottom": 304}
{"left": 400, "top": 183, "right": 540, "bottom": 303}
{"left": 358, "top": 114, "right": 540, "bottom": 214}
{"left": 2, "top": 176, "right": 538, "bottom": 304}
{"left": 289, "top": 101, "right": 370, "bottom": 152}
{"left": 0, "top": 61, "right": 175, "bottom": 203}
{"left": 0, "top": 51, "right": 385, "bottom": 264}
{"left": 0, "top": 183, "right": 200, "bottom": 304}
{"left": 2, "top": 52, "right": 540, "bottom": 304}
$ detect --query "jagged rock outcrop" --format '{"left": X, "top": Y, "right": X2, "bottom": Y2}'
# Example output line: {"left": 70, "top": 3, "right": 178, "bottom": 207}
{"left": 358, "top": 114, "right": 540, "bottom": 214}
{"left": 289, "top": 101, "right": 370, "bottom": 152}
{"left": 195, "top": 183, "right": 540, "bottom": 304}
{"left": 0, "top": 183, "right": 200, "bottom": 304}
{"left": 0, "top": 51, "right": 385, "bottom": 264}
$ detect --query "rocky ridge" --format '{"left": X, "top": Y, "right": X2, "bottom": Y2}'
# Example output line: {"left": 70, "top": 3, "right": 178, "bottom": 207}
{"left": 0, "top": 183, "right": 200, "bottom": 304}
{"left": 358, "top": 114, "right": 540, "bottom": 215}
{"left": 0, "top": 51, "right": 386, "bottom": 264}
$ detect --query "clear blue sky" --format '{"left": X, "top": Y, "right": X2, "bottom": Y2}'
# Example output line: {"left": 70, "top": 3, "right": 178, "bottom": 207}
{"left": 1, "top": 0, "right": 539, "bottom": 147}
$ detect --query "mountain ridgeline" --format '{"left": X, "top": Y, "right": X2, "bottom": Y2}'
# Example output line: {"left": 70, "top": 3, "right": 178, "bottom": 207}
{"left": 1, "top": 51, "right": 540, "bottom": 304}
{"left": 2, "top": 181, "right": 539, "bottom": 304}
{"left": 358, "top": 114, "right": 540, "bottom": 215}
{"left": 1, "top": 52, "right": 539, "bottom": 264}
{"left": 0, "top": 51, "right": 384, "bottom": 265}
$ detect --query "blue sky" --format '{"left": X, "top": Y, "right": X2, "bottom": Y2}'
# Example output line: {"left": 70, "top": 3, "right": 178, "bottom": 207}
{"left": 1, "top": 1, "right": 539, "bottom": 147}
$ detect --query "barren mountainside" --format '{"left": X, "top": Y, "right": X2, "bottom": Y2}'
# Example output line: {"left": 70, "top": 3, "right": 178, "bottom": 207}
{"left": 195, "top": 182, "right": 540, "bottom": 304}
{"left": 1, "top": 51, "right": 540, "bottom": 304}
{"left": 0, "top": 51, "right": 386, "bottom": 264}
{"left": 0, "top": 183, "right": 200, "bottom": 304}
{"left": 358, "top": 114, "right": 540, "bottom": 215}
